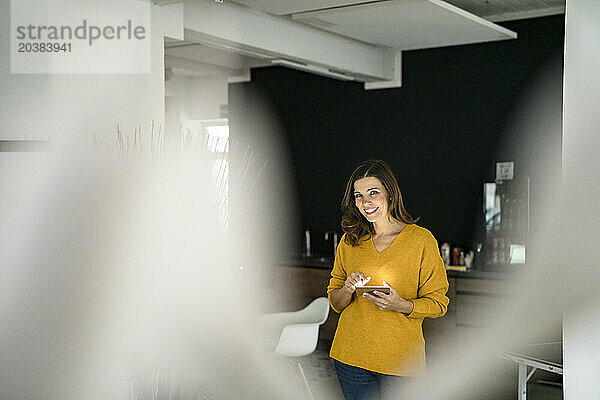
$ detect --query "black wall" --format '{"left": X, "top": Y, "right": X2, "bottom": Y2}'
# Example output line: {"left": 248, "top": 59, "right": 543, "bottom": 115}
{"left": 229, "top": 15, "right": 565, "bottom": 257}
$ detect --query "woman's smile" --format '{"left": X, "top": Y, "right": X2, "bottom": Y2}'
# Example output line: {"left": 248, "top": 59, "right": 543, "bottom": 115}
{"left": 364, "top": 207, "right": 379, "bottom": 217}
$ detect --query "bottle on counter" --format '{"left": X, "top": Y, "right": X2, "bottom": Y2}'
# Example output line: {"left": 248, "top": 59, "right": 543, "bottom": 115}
{"left": 459, "top": 250, "right": 466, "bottom": 266}
{"left": 464, "top": 250, "right": 475, "bottom": 270}
{"left": 451, "top": 247, "right": 463, "bottom": 266}
{"left": 440, "top": 243, "right": 451, "bottom": 266}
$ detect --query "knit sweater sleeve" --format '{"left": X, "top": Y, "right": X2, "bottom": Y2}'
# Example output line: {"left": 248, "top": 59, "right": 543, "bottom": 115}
{"left": 327, "top": 234, "right": 348, "bottom": 314}
{"left": 406, "top": 231, "right": 449, "bottom": 319}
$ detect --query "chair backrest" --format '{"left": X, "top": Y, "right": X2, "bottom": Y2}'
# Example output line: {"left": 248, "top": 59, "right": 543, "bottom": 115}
{"left": 272, "top": 297, "right": 330, "bottom": 357}
{"left": 258, "top": 297, "right": 330, "bottom": 356}
{"left": 299, "top": 297, "right": 330, "bottom": 325}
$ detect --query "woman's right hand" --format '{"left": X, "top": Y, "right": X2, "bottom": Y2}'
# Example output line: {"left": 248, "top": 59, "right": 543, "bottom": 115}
{"left": 342, "top": 272, "right": 371, "bottom": 294}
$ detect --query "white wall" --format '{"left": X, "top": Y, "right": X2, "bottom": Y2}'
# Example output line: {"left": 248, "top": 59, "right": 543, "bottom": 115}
{"left": 0, "top": 0, "right": 51, "bottom": 140}
{"left": 562, "top": 0, "right": 600, "bottom": 398}
{"left": 165, "top": 74, "right": 229, "bottom": 121}
{"left": 47, "top": 4, "right": 183, "bottom": 150}
{"left": 0, "top": 0, "right": 183, "bottom": 148}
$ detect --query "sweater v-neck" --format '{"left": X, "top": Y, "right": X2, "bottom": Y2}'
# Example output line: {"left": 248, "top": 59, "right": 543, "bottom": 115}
{"left": 371, "top": 224, "right": 411, "bottom": 254}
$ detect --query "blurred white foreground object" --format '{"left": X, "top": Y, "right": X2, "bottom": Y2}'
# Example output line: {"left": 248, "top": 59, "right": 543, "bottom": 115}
{"left": 259, "top": 297, "right": 330, "bottom": 399}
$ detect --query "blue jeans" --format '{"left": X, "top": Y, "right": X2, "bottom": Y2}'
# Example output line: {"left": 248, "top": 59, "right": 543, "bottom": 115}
{"left": 333, "top": 360, "right": 407, "bottom": 400}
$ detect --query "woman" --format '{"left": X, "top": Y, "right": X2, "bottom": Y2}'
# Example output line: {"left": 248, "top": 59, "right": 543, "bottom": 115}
{"left": 327, "top": 160, "right": 449, "bottom": 400}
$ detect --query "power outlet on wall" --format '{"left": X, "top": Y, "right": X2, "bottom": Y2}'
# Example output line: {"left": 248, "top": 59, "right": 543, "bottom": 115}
{"left": 496, "top": 161, "right": 514, "bottom": 181}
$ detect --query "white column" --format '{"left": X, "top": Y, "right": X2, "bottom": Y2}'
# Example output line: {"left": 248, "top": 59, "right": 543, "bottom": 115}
{"left": 562, "top": 0, "right": 600, "bottom": 399}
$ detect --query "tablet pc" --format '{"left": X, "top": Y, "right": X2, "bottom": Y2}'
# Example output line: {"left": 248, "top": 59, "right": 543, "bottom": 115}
{"left": 355, "top": 286, "right": 390, "bottom": 296}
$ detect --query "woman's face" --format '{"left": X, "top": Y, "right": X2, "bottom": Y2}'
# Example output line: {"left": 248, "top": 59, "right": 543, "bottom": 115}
{"left": 353, "top": 176, "right": 390, "bottom": 223}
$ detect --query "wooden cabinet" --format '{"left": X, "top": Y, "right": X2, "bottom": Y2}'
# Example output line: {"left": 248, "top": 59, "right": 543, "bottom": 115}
{"left": 287, "top": 266, "right": 341, "bottom": 340}
{"left": 455, "top": 277, "right": 514, "bottom": 296}
{"left": 261, "top": 265, "right": 337, "bottom": 340}
{"left": 454, "top": 277, "right": 515, "bottom": 329}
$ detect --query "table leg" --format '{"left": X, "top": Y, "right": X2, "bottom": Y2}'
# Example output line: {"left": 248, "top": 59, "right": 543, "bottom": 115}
{"left": 518, "top": 363, "right": 527, "bottom": 400}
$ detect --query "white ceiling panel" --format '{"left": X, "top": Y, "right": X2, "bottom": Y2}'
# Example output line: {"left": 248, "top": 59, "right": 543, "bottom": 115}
{"left": 292, "top": 0, "right": 517, "bottom": 51}
{"left": 231, "top": 0, "right": 375, "bottom": 16}
{"left": 232, "top": 0, "right": 565, "bottom": 20}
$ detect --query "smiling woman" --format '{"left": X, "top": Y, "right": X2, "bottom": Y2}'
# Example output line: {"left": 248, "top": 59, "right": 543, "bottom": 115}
{"left": 327, "top": 159, "right": 449, "bottom": 400}
{"left": 341, "top": 159, "right": 417, "bottom": 247}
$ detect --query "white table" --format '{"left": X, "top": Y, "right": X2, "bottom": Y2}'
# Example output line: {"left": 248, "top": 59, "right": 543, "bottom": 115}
{"left": 503, "top": 342, "right": 562, "bottom": 400}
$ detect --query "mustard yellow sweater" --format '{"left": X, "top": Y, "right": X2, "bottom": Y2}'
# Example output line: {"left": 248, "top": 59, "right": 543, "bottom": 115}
{"left": 327, "top": 224, "right": 449, "bottom": 376}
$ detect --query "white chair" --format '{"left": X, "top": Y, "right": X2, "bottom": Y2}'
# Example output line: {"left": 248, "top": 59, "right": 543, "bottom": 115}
{"left": 259, "top": 297, "right": 330, "bottom": 399}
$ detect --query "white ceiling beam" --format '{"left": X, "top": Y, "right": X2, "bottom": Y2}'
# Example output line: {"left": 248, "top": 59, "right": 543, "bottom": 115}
{"left": 364, "top": 50, "right": 401, "bottom": 90}
{"left": 270, "top": 59, "right": 356, "bottom": 81}
{"left": 182, "top": 0, "right": 394, "bottom": 81}
{"left": 165, "top": 54, "right": 244, "bottom": 76}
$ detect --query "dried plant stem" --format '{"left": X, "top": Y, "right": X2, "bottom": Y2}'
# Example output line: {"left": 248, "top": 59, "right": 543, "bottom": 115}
{"left": 243, "top": 159, "right": 268, "bottom": 203}
{"left": 91, "top": 122, "right": 164, "bottom": 166}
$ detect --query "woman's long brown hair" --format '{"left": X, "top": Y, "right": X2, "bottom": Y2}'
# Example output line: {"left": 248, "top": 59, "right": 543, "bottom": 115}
{"left": 341, "top": 160, "right": 417, "bottom": 246}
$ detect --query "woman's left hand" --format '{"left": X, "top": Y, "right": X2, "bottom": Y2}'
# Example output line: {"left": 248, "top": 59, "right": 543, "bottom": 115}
{"left": 362, "top": 280, "right": 414, "bottom": 314}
